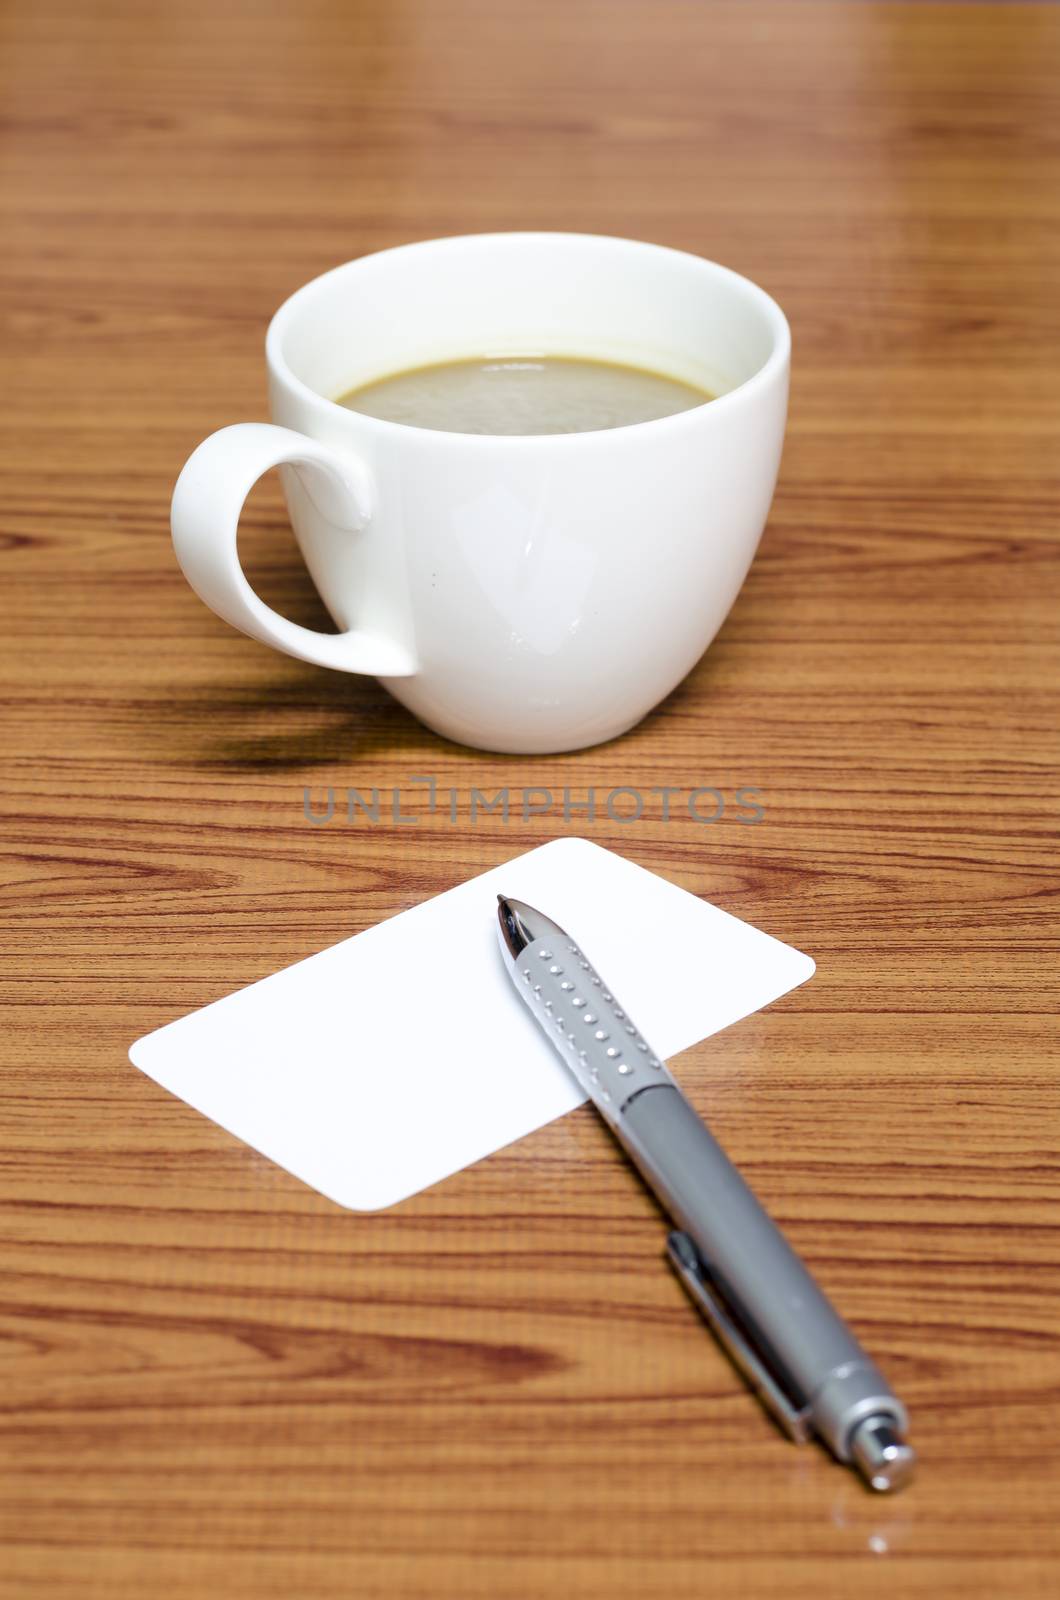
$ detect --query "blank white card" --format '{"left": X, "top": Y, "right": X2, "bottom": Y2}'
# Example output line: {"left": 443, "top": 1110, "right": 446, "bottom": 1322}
{"left": 129, "top": 838, "right": 814, "bottom": 1210}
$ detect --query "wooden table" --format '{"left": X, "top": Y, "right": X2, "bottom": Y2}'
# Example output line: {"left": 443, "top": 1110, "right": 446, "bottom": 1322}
{"left": 2, "top": 2, "right": 1058, "bottom": 1595}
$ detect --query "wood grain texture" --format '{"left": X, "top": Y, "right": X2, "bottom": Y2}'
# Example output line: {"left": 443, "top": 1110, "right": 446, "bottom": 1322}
{"left": 2, "top": 1, "right": 1059, "bottom": 1595}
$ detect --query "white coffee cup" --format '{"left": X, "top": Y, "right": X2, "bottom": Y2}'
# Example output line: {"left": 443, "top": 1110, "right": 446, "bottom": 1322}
{"left": 171, "top": 232, "right": 789, "bottom": 754}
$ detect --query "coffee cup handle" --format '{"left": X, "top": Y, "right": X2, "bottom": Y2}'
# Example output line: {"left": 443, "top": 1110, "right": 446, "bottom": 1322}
{"left": 170, "top": 422, "right": 416, "bottom": 676}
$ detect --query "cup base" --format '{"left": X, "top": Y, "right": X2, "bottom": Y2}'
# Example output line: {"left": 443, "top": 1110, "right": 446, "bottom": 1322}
{"left": 404, "top": 701, "right": 650, "bottom": 756}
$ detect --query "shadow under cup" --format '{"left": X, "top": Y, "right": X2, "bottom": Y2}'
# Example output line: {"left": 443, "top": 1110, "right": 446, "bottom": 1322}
{"left": 263, "top": 234, "right": 791, "bottom": 753}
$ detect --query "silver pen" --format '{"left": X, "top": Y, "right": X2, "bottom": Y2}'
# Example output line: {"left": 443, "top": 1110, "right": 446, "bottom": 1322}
{"left": 497, "top": 894, "right": 915, "bottom": 1493}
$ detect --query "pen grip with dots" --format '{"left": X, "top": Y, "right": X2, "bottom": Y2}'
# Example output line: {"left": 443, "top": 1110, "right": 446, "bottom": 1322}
{"left": 516, "top": 936, "right": 675, "bottom": 1121}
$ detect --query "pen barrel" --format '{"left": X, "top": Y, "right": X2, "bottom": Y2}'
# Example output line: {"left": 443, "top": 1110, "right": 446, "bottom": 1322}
{"left": 620, "top": 1084, "right": 906, "bottom": 1459}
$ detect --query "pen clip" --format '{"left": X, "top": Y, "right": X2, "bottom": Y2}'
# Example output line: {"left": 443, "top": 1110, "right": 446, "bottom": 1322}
{"left": 666, "top": 1231, "right": 813, "bottom": 1445}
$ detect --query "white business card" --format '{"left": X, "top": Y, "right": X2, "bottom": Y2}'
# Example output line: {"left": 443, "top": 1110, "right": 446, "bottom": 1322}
{"left": 130, "top": 838, "right": 815, "bottom": 1210}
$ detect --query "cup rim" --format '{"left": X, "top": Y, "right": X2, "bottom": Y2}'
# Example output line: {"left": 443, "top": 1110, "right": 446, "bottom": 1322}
{"left": 265, "top": 231, "right": 791, "bottom": 447}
